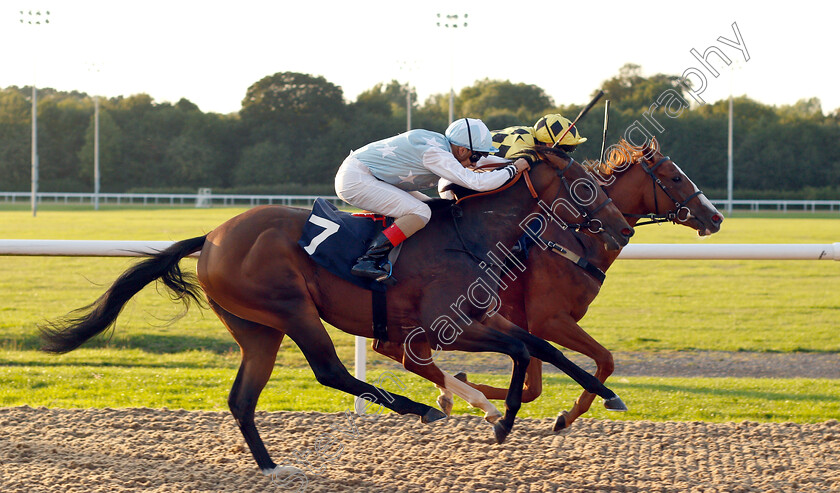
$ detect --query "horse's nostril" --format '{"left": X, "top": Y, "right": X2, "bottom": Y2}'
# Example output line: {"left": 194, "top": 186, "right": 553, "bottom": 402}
{"left": 712, "top": 214, "right": 723, "bottom": 224}
{"left": 621, "top": 227, "right": 634, "bottom": 238}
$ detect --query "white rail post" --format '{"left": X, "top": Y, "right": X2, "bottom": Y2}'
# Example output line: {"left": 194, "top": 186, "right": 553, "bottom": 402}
{"left": 353, "top": 336, "right": 367, "bottom": 414}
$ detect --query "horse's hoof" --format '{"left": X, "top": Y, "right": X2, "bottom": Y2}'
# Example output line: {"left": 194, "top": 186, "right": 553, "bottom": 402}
{"left": 421, "top": 407, "right": 448, "bottom": 424}
{"left": 262, "top": 465, "right": 304, "bottom": 477}
{"left": 437, "top": 395, "right": 454, "bottom": 416}
{"left": 453, "top": 371, "right": 468, "bottom": 382}
{"left": 484, "top": 411, "right": 503, "bottom": 425}
{"left": 553, "top": 411, "right": 569, "bottom": 432}
{"left": 604, "top": 395, "right": 627, "bottom": 411}
{"left": 264, "top": 465, "right": 307, "bottom": 488}
{"left": 493, "top": 421, "right": 512, "bottom": 444}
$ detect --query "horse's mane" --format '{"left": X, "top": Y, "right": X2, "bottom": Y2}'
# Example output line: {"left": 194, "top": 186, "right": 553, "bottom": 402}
{"left": 584, "top": 137, "right": 661, "bottom": 178}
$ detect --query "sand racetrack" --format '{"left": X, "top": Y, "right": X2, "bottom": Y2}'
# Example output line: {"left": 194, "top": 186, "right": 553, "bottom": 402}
{"left": 1, "top": 406, "right": 838, "bottom": 492}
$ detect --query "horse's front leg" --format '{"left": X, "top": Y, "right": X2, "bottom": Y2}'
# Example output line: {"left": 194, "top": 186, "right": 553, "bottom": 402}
{"left": 452, "top": 357, "right": 543, "bottom": 403}
{"left": 426, "top": 320, "right": 531, "bottom": 444}
{"left": 483, "top": 313, "right": 625, "bottom": 412}
{"left": 373, "top": 339, "right": 501, "bottom": 422}
{"left": 530, "top": 316, "right": 614, "bottom": 431}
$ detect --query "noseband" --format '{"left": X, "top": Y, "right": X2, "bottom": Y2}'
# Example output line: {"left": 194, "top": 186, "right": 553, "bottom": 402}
{"left": 624, "top": 154, "right": 704, "bottom": 226}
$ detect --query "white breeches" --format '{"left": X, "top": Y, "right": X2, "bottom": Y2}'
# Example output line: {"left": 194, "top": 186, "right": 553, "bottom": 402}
{"left": 335, "top": 156, "right": 432, "bottom": 222}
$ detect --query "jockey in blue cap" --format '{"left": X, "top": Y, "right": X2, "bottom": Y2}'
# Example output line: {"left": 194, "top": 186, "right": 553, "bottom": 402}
{"left": 335, "top": 117, "right": 530, "bottom": 280}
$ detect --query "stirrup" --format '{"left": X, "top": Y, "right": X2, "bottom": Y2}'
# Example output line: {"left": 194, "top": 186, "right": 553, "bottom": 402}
{"left": 375, "top": 260, "right": 397, "bottom": 285}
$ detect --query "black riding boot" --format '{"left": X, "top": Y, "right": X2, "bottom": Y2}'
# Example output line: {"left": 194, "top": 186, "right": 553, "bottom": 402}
{"left": 351, "top": 232, "right": 394, "bottom": 280}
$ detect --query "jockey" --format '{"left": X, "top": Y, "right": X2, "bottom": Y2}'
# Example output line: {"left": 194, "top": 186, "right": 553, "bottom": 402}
{"left": 335, "top": 117, "right": 531, "bottom": 280}
{"left": 438, "top": 113, "right": 587, "bottom": 200}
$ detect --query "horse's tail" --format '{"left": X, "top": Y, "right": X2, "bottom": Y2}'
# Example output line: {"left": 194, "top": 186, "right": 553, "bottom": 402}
{"left": 39, "top": 235, "right": 208, "bottom": 354}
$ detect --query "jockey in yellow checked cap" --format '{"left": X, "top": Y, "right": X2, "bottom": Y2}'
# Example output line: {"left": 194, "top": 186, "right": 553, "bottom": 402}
{"left": 491, "top": 113, "right": 588, "bottom": 162}
{"left": 437, "top": 114, "right": 587, "bottom": 201}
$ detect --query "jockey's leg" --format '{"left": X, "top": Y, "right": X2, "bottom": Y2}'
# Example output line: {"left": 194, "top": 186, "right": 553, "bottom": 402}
{"left": 352, "top": 214, "right": 428, "bottom": 279}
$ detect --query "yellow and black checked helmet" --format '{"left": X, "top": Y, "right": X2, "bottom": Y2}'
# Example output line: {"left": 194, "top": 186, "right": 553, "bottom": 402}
{"left": 490, "top": 126, "right": 536, "bottom": 159}
{"left": 534, "top": 114, "right": 587, "bottom": 146}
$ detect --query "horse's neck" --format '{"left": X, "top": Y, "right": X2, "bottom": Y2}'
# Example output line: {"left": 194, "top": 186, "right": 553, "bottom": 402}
{"left": 577, "top": 166, "right": 650, "bottom": 271}
{"left": 604, "top": 162, "right": 653, "bottom": 216}
{"left": 457, "top": 171, "right": 553, "bottom": 250}
{"left": 562, "top": 227, "right": 620, "bottom": 272}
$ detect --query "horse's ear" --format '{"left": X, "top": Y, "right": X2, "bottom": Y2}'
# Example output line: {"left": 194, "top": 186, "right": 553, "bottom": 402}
{"left": 649, "top": 136, "right": 660, "bottom": 153}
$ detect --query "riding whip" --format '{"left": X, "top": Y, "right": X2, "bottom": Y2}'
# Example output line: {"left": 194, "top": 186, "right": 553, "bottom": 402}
{"left": 599, "top": 99, "right": 610, "bottom": 163}
{"left": 552, "top": 89, "right": 605, "bottom": 148}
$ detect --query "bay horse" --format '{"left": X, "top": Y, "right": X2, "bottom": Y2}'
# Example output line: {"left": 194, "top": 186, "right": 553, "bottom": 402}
{"left": 372, "top": 137, "right": 723, "bottom": 429}
{"left": 39, "top": 146, "right": 634, "bottom": 478}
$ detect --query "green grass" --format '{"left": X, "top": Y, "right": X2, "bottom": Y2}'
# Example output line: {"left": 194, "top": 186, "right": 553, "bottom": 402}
{"left": 0, "top": 208, "right": 838, "bottom": 422}
{"left": 0, "top": 366, "right": 836, "bottom": 423}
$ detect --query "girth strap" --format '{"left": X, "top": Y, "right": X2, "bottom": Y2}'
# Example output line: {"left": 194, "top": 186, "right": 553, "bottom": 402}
{"left": 545, "top": 240, "right": 606, "bottom": 284}
{"left": 372, "top": 290, "right": 388, "bottom": 341}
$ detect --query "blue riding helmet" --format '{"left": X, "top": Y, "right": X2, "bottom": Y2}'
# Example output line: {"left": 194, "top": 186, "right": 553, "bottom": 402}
{"left": 445, "top": 118, "right": 500, "bottom": 154}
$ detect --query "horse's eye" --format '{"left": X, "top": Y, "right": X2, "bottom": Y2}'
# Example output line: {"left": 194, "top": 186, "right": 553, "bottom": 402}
{"left": 672, "top": 176, "right": 682, "bottom": 183}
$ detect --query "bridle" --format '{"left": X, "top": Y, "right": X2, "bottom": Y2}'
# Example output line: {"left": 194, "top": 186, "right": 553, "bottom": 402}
{"left": 543, "top": 153, "right": 615, "bottom": 235}
{"left": 623, "top": 152, "right": 705, "bottom": 227}
{"left": 446, "top": 150, "right": 615, "bottom": 265}
{"left": 460, "top": 150, "right": 615, "bottom": 234}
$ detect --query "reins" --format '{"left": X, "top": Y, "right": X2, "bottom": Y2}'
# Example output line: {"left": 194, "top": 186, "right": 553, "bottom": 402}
{"left": 444, "top": 152, "right": 610, "bottom": 277}
{"left": 445, "top": 164, "right": 535, "bottom": 267}
{"left": 453, "top": 164, "right": 537, "bottom": 205}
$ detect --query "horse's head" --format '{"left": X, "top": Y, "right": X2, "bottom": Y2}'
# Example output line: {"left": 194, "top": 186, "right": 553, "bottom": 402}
{"left": 528, "top": 145, "right": 634, "bottom": 251}
{"left": 599, "top": 137, "right": 723, "bottom": 236}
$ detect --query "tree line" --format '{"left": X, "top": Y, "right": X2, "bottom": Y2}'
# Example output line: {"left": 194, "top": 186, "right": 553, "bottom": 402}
{"left": 1, "top": 64, "right": 838, "bottom": 199}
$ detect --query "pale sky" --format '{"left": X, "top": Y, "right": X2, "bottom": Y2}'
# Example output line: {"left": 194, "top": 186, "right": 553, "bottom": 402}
{"left": 2, "top": 0, "right": 838, "bottom": 117}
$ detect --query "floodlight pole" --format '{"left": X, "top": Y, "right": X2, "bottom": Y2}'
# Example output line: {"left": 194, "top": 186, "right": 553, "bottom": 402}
{"left": 94, "top": 95, "right": 100, "bottom": 210}
{"left": 436, "top": 13, "right": 469, "bottom": 124}
{"left": 727, "top": 95, "right": 733, "bottom": 216}
{"left": 88, "top": 63, "right": 102, "bottom": 210}
{"left": 399, "top": 61, "right": 414, "bottom": 132}
{"left": 31, "top": 85, "right": 39, "bottom": 217}
{"left": 20, "top": 9, "right": 51, "bottom": 217}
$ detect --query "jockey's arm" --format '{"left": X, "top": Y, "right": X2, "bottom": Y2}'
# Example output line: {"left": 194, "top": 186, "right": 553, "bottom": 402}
{"left": 423, "top": 147, "right": 516, "bottom": 192}
{"left": 475, "top": 155, "right": 511, "bottom": 166}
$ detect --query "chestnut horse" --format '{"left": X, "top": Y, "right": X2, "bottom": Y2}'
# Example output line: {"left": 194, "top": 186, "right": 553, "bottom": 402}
{"left": 39, "top": 146, "right": 633, "bottom": 478}
{"left": 373, "top": 137, "right": 723, "bottom": 429}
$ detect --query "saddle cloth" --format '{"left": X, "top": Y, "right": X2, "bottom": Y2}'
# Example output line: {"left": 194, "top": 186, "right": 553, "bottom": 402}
{"left": 297, "top": 198, "right": 391, "bottom": 292}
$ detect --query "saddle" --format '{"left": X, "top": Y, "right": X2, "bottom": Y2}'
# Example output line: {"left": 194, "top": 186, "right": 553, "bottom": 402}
{"left": 298, "top": 199, "right": 403, "bottom": 341}
{"left": 298, "top": 198, "right": 398, "bottom": 292}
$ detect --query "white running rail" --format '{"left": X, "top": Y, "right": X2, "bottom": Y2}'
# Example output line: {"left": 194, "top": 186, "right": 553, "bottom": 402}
{"left": 2, "top": 240, "right": 838, "bottom": 387}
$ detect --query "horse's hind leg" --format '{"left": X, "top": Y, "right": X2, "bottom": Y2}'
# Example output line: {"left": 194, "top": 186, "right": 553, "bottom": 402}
{"left": 285, "top": 314, "right": 445, "bottom": 423}
{"left": 373, "top": 340, "right": 455, "bottom": 414}
{"left": 428, "top": 321, "right": 532, "bottom": 444}
{"left": 373, "top": 339, "right": 502, "bottom": 422}
{"left": 209, "top": 300, "right": 302, "bottom": 481}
